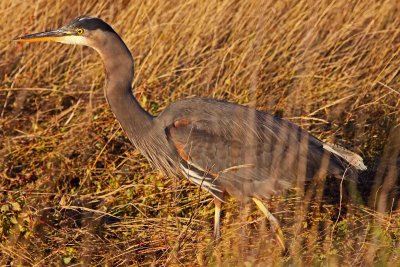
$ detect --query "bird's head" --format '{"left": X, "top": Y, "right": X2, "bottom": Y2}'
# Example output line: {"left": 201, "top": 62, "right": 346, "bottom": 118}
{"left": 14, "top": 16, "right": 117, "bottom": 49}
{"left": 15, "top": 16, "right": 133, "bottom": 79}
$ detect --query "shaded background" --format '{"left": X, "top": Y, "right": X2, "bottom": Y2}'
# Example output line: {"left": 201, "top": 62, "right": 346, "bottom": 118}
{"left": 0, "top": 0, "right": 399, "bottom": 265}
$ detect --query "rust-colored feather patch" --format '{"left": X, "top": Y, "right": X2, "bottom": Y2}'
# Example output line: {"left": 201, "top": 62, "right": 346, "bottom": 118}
{"left": 174, "top": 118, "right": 191, "bottom": 128}
{"left": 174, "top": 142, "right": 191, "bottom": 161}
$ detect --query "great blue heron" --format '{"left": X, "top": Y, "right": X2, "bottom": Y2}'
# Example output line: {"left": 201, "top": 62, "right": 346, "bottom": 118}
{"left": 15, "top": 16, "right": 366, "bottom": 249}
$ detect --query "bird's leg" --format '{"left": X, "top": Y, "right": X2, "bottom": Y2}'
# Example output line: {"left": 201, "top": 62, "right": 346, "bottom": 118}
{"left": 214, "top": 198, "right": 222, "bottom": 240}
{"left": 252, "top": 198, "right": 286, "bottom": 250}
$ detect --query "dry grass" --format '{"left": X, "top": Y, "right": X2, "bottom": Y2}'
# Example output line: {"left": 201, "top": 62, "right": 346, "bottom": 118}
{"left": 1, "top": 0, "right": 399, "bottom": 266}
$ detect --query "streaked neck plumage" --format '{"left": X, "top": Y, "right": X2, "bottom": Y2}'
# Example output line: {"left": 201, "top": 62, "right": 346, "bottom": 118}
{"left": 93, "top": 31, "right": 153, "bottom": 141}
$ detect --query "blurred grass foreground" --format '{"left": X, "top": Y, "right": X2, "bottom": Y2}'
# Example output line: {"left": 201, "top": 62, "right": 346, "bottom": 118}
{"left": 0, "top": 0, "right": 399, "bottom": 265}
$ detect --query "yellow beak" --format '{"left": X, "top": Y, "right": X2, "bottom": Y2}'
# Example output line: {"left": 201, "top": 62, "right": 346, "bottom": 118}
{"left": 14, "top": 29, "right": 71, "bottom": 43}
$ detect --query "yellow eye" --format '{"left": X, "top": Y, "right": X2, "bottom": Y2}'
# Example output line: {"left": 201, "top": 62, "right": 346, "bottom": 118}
{"left": 76, "top": 28, "right": 84, "bottom": 35}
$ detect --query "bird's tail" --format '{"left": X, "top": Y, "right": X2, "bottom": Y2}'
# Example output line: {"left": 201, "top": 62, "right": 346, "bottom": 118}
{"left": 323, "top": 143, "right": 367, "bottom": 171}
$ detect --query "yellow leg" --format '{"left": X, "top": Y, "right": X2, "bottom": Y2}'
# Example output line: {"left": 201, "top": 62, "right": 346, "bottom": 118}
{"left": 214, "top": 198, "right": 222, "bottom": 240}
{"left": 252, "top": 198, "right": 286, "bottom": 250}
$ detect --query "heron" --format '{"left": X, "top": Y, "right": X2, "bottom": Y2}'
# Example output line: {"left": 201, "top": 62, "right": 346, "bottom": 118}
{"left": 15, "top": 16, "right": 366, "bottom": 249}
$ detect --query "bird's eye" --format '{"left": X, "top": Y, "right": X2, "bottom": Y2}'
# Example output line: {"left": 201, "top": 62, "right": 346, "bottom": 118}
{"left": 76, "top": 28, "right": 84, "bottom": 35}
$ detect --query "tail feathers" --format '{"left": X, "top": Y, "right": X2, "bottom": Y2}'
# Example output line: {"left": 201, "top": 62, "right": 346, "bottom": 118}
{"left": 323, "top": 143, "right": 367, "bottom": 171}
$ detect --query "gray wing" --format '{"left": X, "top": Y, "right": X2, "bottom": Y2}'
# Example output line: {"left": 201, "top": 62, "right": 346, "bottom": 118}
{"left": 160, "top": 98, "right": 353, "bottom": 200}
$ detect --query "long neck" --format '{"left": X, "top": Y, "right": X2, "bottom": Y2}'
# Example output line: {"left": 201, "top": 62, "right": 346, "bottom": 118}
{"left": 96, "top": 32, "right": 153, "bottom": 141}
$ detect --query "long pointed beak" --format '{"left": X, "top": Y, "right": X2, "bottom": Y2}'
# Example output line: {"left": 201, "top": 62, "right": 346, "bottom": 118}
{"left": 14, "top": 29, "right": 72, "bottom": 43}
